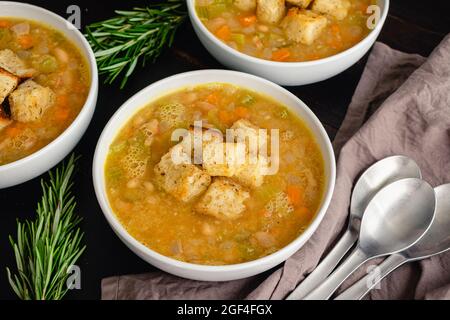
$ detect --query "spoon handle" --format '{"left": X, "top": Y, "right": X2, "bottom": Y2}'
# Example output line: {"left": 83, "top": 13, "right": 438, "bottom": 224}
{"left": 303, "top": 247, "right": 368, "bottom": 300}
{"left": 334, "top": 254, "right": 408, "bottom": 300}
{"left": 286, "top": 230, "right": 357, "bottom": 300}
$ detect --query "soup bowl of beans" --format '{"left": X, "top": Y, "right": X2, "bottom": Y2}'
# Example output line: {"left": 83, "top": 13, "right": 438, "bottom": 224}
{"left": 93, "top": 70, "right": 336, "bottom": 281}
{"left": 0, "top": 2, "right": 98, "bottom": 188}
{"left": 187, "top": 0, "right": 389, "bottom": 85}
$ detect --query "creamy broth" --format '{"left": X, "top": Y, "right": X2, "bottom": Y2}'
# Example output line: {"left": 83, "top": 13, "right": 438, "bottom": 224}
{"left": 195, "top": 0, "right": 376, "bottom": 62}
{"left": 105, "top": 83, "right": 325, "bottom": 265}
{"left": 0, "top": 18, "right": 90, "bottom": 165}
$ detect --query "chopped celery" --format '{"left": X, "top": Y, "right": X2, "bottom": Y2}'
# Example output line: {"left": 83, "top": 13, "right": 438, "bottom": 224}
{"left": 106, "top": 167, "right": 123, "bottom": 183}
{"left": 35, "top": 55, "right": 58, "bottom": 73}
{"left": 196, "top": 7, "right": 209, "bottom": 19}
{"left": 241, "top": 94, "right": 255, "bottom": 106}
{"left": 207, "top": 4, "right": 227, "bottom": 18}
{"left": 255, "top": 184, "right": 279, "bottom": 201}
{"left": 110, "top": 141, "right": 127, "bottom": 153}
{"left": 231, "top": 33, "right": 245, "bottom": 46}
{"left": 0, "top": 28, "right": 12, "bottom": 43}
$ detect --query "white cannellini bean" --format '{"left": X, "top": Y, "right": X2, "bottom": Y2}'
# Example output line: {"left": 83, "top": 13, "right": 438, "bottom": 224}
{"left": 254, "top": 232, "right": 275, "bottom": 248}
{"left": 53, "top": 47, "right": 69, "bottom": 64}
{"left": 11, "top": 22, "right": 30, "bottom": 36}
{"left": 127, "top": 178, "right": 140, "bottom": 189}
{"left": 144, "top": 181, "right": 155, "bottom": 192}
{"left": 257, "top": 25, "right": 269, "bottom": 32}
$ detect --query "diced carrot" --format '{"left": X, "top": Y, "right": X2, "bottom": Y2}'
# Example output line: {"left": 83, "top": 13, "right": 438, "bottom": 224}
{"left": 239, "top": 15, "right": 257, "bottom": 27}
{"left": 234, "top": 106, "right": 249, "bottom": 119}
{"left": 56, "top": 94, "right": 69, "bottom": 106}
{"left": 360, "top": 3, "right": 369, "bottom": 13}
{"left": 55, "top": 107, "right": 70, "bottom": 121}
{"left": 331, "top": 24, "right": 340, "bottom": 35}
{"left": 286, "top": 185, "right": 304, "bottom": 206}
{"left": 205, "top": 92, "right": 219, "bottom": 105}
{"left": 271, "top": 48, "right": 291, "bottom": 62}
{"left": 17, "top": 34, "right": 34, "bottom": 49}
{"left": 216, "top": 25, "right": 231, "bottom": 41}
{"left": 0, "top": 20, "right": 11, "bottom": 28}
{"left": 5, "top": 126, "right": 21, "bottom": 137}
{"left": 218, "top": 110, "right": 236, "bottom": 124}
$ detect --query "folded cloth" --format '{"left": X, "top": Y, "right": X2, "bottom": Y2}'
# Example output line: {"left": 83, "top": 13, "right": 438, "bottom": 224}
{"left": 102, "top": 35, "right": 450, "bottom": 300}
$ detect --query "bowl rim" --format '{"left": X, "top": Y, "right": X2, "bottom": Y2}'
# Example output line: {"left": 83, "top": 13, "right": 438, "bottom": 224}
{"left": 186, "top": 0, "right": 390, "bottom": 67}
{"left": 93, "top": 69, "right": 336, "bottom": 274}
{"left": 0, "top": 1, "right": 98, "bottom": 171}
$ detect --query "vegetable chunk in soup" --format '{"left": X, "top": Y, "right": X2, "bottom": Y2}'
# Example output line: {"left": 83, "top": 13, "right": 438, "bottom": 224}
{"left": 105, "top": 83, "right": 325, "bottom": 265}
{"left": 195, "top": 0, "right": 377, "bottom": 62}
{"left": 0, "top": 18, "right": 90, "bottom": 165}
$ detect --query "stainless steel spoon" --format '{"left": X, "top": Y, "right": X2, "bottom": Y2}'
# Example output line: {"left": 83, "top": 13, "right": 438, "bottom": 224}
{"left": 286, "top": 156, "right": 422, "bottom": 300}
{"left": 335, "top": 183, "right": 450, "bottom": 300}
{"left": 303, "top": 178, "right": 436, "bottom": 300}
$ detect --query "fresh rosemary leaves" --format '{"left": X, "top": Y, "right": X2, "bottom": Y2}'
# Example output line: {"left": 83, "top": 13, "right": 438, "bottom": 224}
{"left": 85, "top": 1, "right": 187, "bottom": 88}
{"left": 6, "top": 155, "right": 86, "bottom": 300}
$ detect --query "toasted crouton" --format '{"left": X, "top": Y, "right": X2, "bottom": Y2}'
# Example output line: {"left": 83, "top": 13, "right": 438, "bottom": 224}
{"left": 234, "top": 0, "right": 257, "bottom": 11}
{"left": 256, "top": 0, "right": 285, "bottom": 24}
{"left": 196, "top": 178, "right": 250, "bottom": 220}
{"left": 233, "top": 155, "right": 269, "bottom": 188}
{"left": 286, "top": 0, "right": 313, "bottom": 8}
{"left": 179, "top": 126, "right": 223, "bottom": 160}
{"left": 281, "top": 9, "right": 328, "bottom": 45}
{"left": 311, "top": 0, "right": 350, "bottom": 20}
{"left": 231, "top": 119, "right": 266, "bottom": 154}
{"left": 0, "top": 49, "right": 35, "bottom": 78}
{"left": 9, "top": 80, "right": 55, "bottom": 122}
{"left": 154, "top": 147, "right": 211, "bottom": 202}
{"left": 0, "top": 67, "right": 19, "bottom": 104}
{"left": 202, "top": 142, "right": 247, "bottom": 177}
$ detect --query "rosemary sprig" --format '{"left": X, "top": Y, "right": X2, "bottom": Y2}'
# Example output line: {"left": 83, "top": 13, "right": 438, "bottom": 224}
{"left": 6, "top": 154, "right": 86, "bottom": 300}
{"left": 85, "top": 1, "right": 187, "bottom": 89}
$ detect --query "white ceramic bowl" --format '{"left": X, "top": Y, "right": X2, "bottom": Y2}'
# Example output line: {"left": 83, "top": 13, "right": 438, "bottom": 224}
{"left": 93, "top": 70, "right": 336, "bottom": 281}
{"left": 187, "top": 0, "right": 389, "bottom": 86}
{"left": 0, "top": 2, "right": 98, "bottom": 188}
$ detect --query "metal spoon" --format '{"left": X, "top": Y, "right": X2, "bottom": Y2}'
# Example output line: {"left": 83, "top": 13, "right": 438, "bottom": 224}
{"left": 335, "top": 183, "right": 450, "bottom": 300}
{"left": 286, "top": 156, "right": 422, "bottom": 300}
{"left": 303, "top": 178, "right": 436, "bottom": 300}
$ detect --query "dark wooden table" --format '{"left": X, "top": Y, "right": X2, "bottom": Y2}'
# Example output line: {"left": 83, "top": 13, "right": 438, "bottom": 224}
{"left": 0, "top": 0, "right": 449, "bottom": 300}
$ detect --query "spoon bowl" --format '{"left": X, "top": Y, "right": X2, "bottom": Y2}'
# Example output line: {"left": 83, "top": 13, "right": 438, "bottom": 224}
{"left": 336, "top": 183, "right": 450, "bottom": 300}
{"left": 287, "top": 156, "right": 421, "bottom": 299}
{"left": 304, "top": 178, "right": 436, "bottom": 300}
{"left": 358, "top": 178, "right": 436, "bottom": 256}
{"left": 405, "top": 184, "right": 450, "bottom": 259}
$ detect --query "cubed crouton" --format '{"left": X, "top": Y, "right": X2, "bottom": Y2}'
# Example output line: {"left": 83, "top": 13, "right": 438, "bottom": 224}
{"left": 196, "top": 178, "right": 250, "bottom": 220}
{"left": 179, "top": 126, "right": 223, "bottom": 158}
{"left": 233, "top": 155, "right": 269, "bottom": 188}
{"left": 0, "top": 49, "right": 35, "bottom": 78}
{"left": 9, "top": 80, "right": 55, "bottom": 122}
{"left": 0, "top": 67, "right": 19, "bottom": 104}
{"left": 281, "top": 9, "right": 328, "bottom": 45}
{"left": 154, "top": 147, "right": 211, "bottom": 202}
{"left": 286, "top": 0, "right": 313, "bottom": 8}
{"left": 202, "top": 142, "right": 247, "bottom": 177}
{"left": 311, "top": 0, "right": 350, "bottom": 20}
{"left": 256, "top": 0, "right": 285, "bottom": 24}
{"left": 231, "top": 119, "right": 266, "bottom": 154}
{"left": 234, "top": 0, "right": 257, "bottom": 11}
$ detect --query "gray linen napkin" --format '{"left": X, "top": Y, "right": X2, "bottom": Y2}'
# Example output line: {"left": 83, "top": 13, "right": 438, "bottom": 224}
{"left": 102, "top": 35, "right": 450, "bottom": 300}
